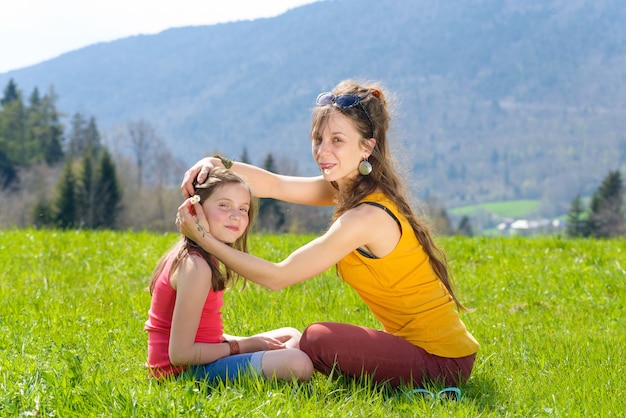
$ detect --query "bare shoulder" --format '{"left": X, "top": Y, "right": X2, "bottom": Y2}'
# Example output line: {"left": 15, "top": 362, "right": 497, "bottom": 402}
{"left": 343, "top": 201, "right": 393, "bottom": 223}
{"left": 170, "top": 253, "right": 213, "bottom": 291}
{"left": 335, "top": 203, "right": 396, "bottom": 234}
{"left": 337, "top": 202, "right": 402, "bottom": 257}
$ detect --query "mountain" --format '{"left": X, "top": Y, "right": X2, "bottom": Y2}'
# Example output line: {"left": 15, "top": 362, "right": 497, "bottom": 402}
{"left": 2, "top": 0, "right": 625, "bottom": 216}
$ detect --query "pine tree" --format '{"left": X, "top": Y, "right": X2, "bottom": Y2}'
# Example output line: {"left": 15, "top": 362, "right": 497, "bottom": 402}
{"left": 0, "top": 83, "right": 26, "bottom": 165}
{"left": 55, "top": 160, "right": 78, "bottom": 228}
{"left": 588, "top": 170, "right": 625, "bottom": 238}
{"left": 26, "top": 87, "right": 64, "bottom": 165}
{"left": 257, "top": 153, "right": 285, "bottom": 232}
{"left": 566, "top": 194, "right": 588, "bottom": 238}
{"left": 457, "top": 215, "right": 474, "bottom": 236}
{"left": 94, "top": 149, "right": 122, "bottom": 229}
{"left": 31, "top": 198, "right": 56, "bottom": 228}
{"left": 0, "top": 149, "right": 17, "bottom": 189}
{"left": 39, "top": 88, "right": 64, "bottom": 165}
{"left": 240, "top": 147, "right": 251, "bottom": 164}
{"left": 84, "top": 117, "right": 101, "bottom": 155}
{"left": 78, "top": 152, "right": 96, "bottom": 228}
{"left": 1, "top": 79, "right": 19, "bottom": 106}
{"left": 67, "top": 113, "right": 88, "bottom": 158}
{"left": 432, "top": 206, "right": 453, "bottom": 235}
{"left": 25, "top": 88, "right": 43, "bottom": 163}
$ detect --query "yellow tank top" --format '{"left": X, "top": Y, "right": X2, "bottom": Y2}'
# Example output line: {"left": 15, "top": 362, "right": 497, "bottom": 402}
{"left": 337, "top": 193, "right": 479, "bottom": 358}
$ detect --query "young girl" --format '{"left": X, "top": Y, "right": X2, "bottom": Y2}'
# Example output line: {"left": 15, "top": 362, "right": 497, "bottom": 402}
{"left": 178, "top": 80, "right": 479, "bottom": 388}
{"left": 145, "top": 168, "right": 313, "bottom": 383}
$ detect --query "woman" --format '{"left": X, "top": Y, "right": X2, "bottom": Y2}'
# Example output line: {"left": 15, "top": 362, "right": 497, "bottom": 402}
{"left": 146, "top": 168, "right": 313, "bottom": 383}
{"left": 178, "top": 80, "right": 479, "bottom": 388}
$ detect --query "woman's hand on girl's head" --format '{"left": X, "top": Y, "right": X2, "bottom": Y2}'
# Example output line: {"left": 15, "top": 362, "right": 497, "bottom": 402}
{"left": 181, "top": 157, "right": 215, "bottom": 198}
{"left": 176, "top": 197, "right": 212, "bottom": 242}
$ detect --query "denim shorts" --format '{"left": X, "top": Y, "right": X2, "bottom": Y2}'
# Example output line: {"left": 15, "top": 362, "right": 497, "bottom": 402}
{"left": 181, "top": 351, "right": 265, "bottom": 383}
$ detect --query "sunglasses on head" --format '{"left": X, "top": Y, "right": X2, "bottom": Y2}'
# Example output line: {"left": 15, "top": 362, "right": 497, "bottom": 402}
{"left": 316, "top": 92, "right": 374, "bottom": 137}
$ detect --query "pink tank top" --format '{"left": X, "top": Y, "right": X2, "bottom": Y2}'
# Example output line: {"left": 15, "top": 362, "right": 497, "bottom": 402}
{"left": 145, "top": 253, "right": 225, "bottom": 378}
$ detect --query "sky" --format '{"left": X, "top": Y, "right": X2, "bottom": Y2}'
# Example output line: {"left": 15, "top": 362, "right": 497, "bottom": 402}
{"left": 0, "top": 0, "right": 320, "bottom": 73}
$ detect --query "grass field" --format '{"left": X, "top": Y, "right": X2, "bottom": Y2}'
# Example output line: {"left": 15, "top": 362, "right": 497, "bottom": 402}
{"left": 450, "top": 199, "right": 541, "bottom": 219}
{"left": 1, "top": 229, "right": 624, "bottom": 416}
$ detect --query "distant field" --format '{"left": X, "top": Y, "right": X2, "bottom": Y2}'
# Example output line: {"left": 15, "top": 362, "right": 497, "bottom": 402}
{"left": 1, "top": 230, "right": 624, "bottom": 416}
{"left": 450, "top": 199, "right": 540, "bottom": 219}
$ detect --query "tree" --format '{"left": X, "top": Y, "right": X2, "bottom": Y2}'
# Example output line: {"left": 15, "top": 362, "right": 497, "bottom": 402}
{"left": 257, "top": 153, "right": 286, "bottom": 232}
{"left": 94, "top": 149, "right": 122, "bottom": 228}
{"left": 0, "top": 82, "right": 63, "bottom": 174}
{"left": 67, "top": 113, "right": 101, "bottom": 159}
{"left": 77, "top": 152, "right": 96, "bottom": 228}
{"left": 127, "top": 120, "right": 157, "bottom": 193}
{"left": 148, "top": 135, "right": 183, "bottom": 225}
{"left": 0, "top": 86, "right": 26, "bottom": 165}
{"left": 456, "top": 215, "right": 474, "bottom": 236}
{"left": 67, "top": 113, "right": 88, "bottom": 158}
{"left": 27, "top": 87, "right": 64, "bottom": 165}
{"left": 54, "top": 159, "right": 78, "bottom": 228}
{"left": 425, "top": 197, "right": 453, "bottom": 235}
{"left": 432, "top": 206, "right": 453, "bottom": 235}
{"left": 566, "top": 194, "right": 588, "bottom": 238}
{"left": 0, "top": 149, "right": 17, "bottom": 189}
{"left": 84, "top": 117, "right": 101, "bottom": 155}
{"left": 1, "top": 79, "right": 19, "bottom": 106}
{"left": 588, "top": 170, "right": 625, "bottom": 238}
{"left": 31, "top": 198, "right": 56, "bottom": 228}
{"left": 24, "top": 88, "right": 42, "bottom": 162}
{"left": 240, "top": 147, "right": 251, "bottom": 164}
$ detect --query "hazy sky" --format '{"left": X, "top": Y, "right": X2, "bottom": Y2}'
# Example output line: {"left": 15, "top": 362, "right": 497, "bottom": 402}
{"left": 0, "top": 0, "right": 320, "bottom": 73}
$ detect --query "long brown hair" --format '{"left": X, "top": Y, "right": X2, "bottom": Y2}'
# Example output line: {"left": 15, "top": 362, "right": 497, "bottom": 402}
{"left": 311, "top": 79, "right": 469, "bottom": 311}
{"left": 148, "top": 168, "right": 257, "bottom": 294}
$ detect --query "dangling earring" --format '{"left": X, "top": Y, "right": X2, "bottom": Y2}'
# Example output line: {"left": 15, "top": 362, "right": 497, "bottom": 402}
{"left": 358, "top": 157, "right": 372, "bottom": 176}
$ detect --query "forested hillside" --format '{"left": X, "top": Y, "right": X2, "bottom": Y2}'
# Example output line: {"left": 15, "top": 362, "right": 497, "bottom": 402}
{"left": 1, "top": 0, "right": 625, "bottom": 216}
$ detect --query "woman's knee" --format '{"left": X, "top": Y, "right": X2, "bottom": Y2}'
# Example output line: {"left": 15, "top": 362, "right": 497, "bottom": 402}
{"left": 300, "top": 322, "right": 333, "bottom": 351}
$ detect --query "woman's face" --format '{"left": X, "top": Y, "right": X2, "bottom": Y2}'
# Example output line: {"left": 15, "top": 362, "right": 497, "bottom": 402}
{"left": 201, "top": 183, "right": 251, "bottom": 244}
{"left": 312, "top": 112, "right": 374, "bottom": 188}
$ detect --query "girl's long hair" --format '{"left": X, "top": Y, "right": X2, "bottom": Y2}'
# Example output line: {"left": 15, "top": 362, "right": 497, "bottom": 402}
{"left": 148, "top": 168, "right": 257, "bottom": 294}
{"left": 311, "top": 79, "right": 469, "bottom": 311}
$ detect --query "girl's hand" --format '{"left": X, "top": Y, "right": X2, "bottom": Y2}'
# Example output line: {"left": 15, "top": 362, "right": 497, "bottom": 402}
{"left": 180, "top": 157, "right": 215, "bottom": 198}
{"left": 176, "top": 196, "right": 211, "bottom": 242}
{"left": 242, "top": 335, "right": 290, "bottom": 352}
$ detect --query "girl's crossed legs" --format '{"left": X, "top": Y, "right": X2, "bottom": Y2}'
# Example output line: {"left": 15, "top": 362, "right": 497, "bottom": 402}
{"left": 185, "top": 327, "right": 313, "bottom": 383}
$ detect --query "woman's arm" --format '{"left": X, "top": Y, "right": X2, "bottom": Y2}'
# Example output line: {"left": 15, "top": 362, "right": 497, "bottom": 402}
{"left": 181, "top": 157, "right": 336, "bottom": 206}
{"left": 177, "top": 198, "right": 389, "bottom": 290}
{"left": 168, "top": 255, "right": 305, "bottom": 366}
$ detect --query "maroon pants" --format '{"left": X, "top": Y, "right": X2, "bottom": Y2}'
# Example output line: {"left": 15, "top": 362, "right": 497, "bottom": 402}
{"left": 299, "top": 322, "right": 475, "bottom": 388}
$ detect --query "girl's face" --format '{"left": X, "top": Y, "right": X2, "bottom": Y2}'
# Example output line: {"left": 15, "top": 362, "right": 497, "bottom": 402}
{"left": 201, "top": 183, "right": 251, "bottom": 244}
{"left": 312, "top": 112, "right": 374, "bottom": 189}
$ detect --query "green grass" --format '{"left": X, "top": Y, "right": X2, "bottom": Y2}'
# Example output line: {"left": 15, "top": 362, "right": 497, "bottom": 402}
{"left": 451, "top": 199, "right": 540, "bottom": 219}
{"left": 1, "top": 229, "right": 624, "bottom": 416}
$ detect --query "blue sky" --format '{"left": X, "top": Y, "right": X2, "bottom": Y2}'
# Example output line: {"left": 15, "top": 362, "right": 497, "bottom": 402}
{"left": 0, "top": 0, "right": 319, "bottom": 73}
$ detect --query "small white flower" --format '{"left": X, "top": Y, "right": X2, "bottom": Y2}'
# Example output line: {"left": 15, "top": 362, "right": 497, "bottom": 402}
{"left": 190, "top": 195, "right": 201, "bottom": 204}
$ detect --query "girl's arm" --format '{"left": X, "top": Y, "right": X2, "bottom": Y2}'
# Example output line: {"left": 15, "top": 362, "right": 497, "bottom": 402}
{"left": 177, "top": 198, "right": 395, "bottom": 290}
{"left": 181, "top": 157, "right": 336, "bottom": 206}
{"left": 168, "top": 256, "right": 230, "bottom": 366}
{"left": 168, "top": 255, "right": 301, "bottom": 366}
